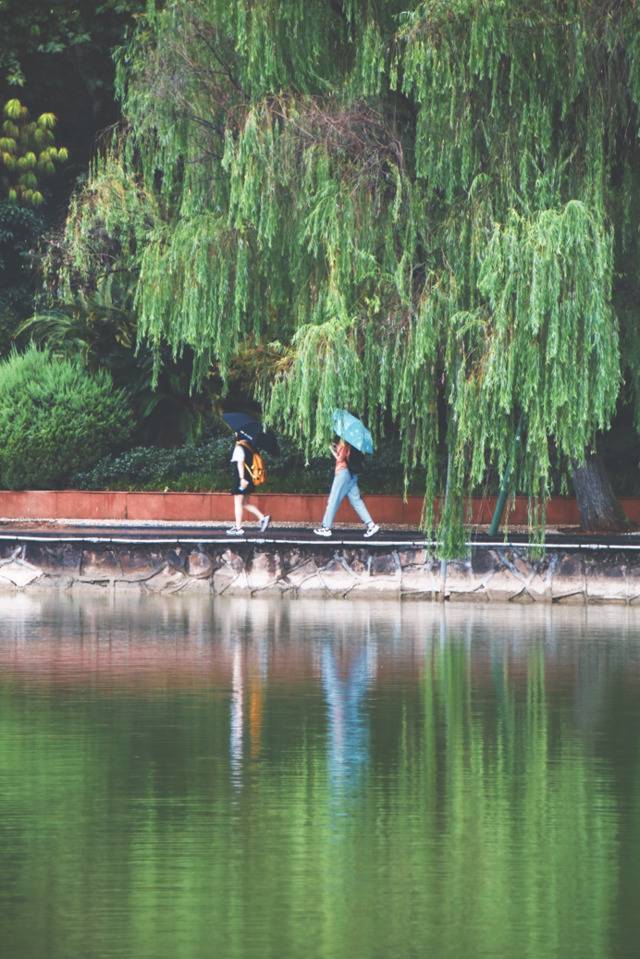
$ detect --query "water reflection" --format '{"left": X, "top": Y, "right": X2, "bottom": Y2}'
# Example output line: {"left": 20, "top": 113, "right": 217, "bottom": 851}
{"left": 1, "top": 594, "right": 640, "bottom": 958}
{"left": 322, "top": 643, "right": 375, "bottom": 801}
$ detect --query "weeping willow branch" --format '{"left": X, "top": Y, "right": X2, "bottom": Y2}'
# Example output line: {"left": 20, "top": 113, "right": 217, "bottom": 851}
{"left": 48, "top": 0, "right": 640, "bottom": 545}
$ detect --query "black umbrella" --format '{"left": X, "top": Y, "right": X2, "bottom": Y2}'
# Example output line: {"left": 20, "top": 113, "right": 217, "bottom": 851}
{"left": 222, "top": 413, "right": 280, "bottom": 455}
{"left": 255, "top": 430, "right": 280, "bottom": 456}
{"left": 222, "top": 412, "right": 261, "bottom": 444}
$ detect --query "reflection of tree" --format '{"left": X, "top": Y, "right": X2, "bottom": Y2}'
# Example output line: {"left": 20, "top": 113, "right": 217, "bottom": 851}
{"left": 410, "top": 640, "right": 618, "bottom": 959}
{"left": 0, "top": 599, "right": 630, "bottom": 959}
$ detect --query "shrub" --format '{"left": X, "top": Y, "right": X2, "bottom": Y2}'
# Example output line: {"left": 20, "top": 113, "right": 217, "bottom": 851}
{"left": 71, "top": 434, "right": 420, "bottom": 494}
{"left": 72, "top": 437, "right": 232, "bottom": 490}
{"left": 0, "top": 345, "right": 133, "bottom": 489}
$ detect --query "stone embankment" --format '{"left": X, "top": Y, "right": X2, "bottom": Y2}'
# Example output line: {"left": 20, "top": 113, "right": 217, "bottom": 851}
{"left": 0, "top": 539, "right": 636, "bottom": 604}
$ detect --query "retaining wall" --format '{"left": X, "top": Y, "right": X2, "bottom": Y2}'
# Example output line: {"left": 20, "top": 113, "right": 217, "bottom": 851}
{"left": 0, "top": 538, "right": 637, "bottom": 605}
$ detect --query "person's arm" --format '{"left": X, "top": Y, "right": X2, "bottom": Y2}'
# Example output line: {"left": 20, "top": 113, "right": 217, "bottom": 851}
{"left": 232, "top": 445, "right": 249, "bottom": 488}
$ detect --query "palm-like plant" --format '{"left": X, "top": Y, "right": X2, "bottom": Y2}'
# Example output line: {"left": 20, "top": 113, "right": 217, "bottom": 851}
{"left": 17, "top": 275, "right": 135, "bottom": 366}
{"left": 18, "top": 278, "right": 212, "bottom": 444}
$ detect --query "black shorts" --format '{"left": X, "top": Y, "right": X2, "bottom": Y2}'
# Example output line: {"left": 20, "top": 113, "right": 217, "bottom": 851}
{"left": 230, "top": 468, "right": 254, "bottom": 496}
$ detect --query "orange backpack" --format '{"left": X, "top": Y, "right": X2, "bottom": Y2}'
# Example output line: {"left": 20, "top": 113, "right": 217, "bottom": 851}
{"left": 238, "top": 440, "right": 267, "bottom": 486}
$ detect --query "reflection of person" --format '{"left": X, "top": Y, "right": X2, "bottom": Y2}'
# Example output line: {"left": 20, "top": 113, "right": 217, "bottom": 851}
{"left": 227, "top": 432, "right": 271, "bottom": 536}
{"left": 314, "top": 438, "right": 379, "bottom": 538}
{"left": 228, "top": 624, "right": 269, "bottom": 788}
{"left": 230, "top": 643, "right": 244, "bottom": 787}
{"left": 321, "top": 645, "right": 374, "bottom": 798}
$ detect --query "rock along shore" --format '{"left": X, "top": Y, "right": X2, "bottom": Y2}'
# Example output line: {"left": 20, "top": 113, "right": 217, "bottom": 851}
{"left": 0, "top": 539, "right": 636, "bottom": 605}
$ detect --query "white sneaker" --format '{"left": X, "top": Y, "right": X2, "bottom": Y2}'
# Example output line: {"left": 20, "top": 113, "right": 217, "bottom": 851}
{"left": 226, "top": 526, "right": 245, "bottom": 536}
{"left": 313, "top": 527, "right": 332, "bottom": 537}
{"left": 363, "top": 523, "right": 379, "bottom": 538}
{"left": 259, "top": 514, "right": 271, "bottom": 532}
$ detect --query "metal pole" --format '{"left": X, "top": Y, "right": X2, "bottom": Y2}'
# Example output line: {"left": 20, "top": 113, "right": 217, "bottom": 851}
{"left": 439, "top": 449, "right": 453, "bottom": 602}
{"left": 488, "top": 416, "right": 523, "bottom": 536}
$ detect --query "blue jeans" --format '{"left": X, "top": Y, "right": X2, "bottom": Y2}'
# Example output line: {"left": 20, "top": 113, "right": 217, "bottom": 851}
{"left": 322, "top": 470, "right": 373, "bottom": 528}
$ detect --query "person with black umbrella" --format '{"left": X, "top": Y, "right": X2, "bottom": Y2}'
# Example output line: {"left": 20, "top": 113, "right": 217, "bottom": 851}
{"left": 223, "top": 414, "right": 275, "bottom": 537}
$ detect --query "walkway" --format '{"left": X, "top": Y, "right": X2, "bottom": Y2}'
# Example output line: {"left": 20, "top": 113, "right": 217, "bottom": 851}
{"left": 1, "top": 521, "right": 640, "bottom": 552}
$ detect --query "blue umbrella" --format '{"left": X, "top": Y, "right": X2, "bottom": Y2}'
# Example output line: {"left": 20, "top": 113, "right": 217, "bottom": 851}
{"left": 332, "top": 409, "right": 374, "bottom": 454}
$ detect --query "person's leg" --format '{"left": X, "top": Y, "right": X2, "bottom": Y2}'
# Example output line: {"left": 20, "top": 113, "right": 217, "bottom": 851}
{"left": 346, "top": 476, "right": 374, "bottom": 526}
{"left": 234, "top": 495, "right": 244, "bottom": 528}
{"left": 321, "top": 470, "right": 351, "bottom": 528}
{"left": 244, "top": 502, "right": 265, "bottom": 522}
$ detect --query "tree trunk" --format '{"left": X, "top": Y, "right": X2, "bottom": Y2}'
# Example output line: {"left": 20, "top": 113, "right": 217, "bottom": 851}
{"left": 571, "top": 452, "right": 628, "bottom": 532}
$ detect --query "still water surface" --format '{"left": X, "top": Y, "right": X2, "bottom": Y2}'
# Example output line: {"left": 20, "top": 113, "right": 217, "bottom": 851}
{"left": 1, "top": 594, "right": 640, "bottom": 959}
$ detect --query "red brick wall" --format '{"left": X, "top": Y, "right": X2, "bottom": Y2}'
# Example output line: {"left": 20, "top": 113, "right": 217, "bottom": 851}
{"left": 0, "top": 489, "right": 628, "bottom": 525}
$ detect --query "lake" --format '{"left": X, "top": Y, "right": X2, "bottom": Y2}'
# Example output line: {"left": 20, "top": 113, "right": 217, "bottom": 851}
{"left": 1, "top": 594, "right": 639, "bottom": 959}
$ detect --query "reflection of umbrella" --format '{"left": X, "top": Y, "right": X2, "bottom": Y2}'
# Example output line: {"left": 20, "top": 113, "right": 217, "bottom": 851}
{"left": 332, "top": 409, "right": 374, "bottom": 454}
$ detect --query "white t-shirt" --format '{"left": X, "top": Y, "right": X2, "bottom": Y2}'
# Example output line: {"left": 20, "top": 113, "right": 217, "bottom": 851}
{"left": 230, "top": 444, "right": 245, "bottom": 465}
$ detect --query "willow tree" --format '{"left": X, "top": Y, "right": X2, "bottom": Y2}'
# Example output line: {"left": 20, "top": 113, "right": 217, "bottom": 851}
{"left": 51, "top": 0, "right": 640, "bottom": 544}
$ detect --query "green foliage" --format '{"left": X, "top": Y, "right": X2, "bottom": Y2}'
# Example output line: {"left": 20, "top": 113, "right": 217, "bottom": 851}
{"left": 73, "top": 437, "right": 230, "bottom": 490}
{"left": 0, "top": 345, "right": 133, "bottom": 489}
{"left": 18, "top": 282, "right": 136, "bottom": 368}
{"left": 0, "top": 99, "right": 67, "bottom": 204}
{"left": 0, "top": 200, "right": 43, "bottom": 341}
{"left": 0, "top": 1, "right": 145, "bottom": 244}
{"left": 51, "top": 0, "right": 640, "bottom": 546}
{"left": 20, "top": 277, "right": 215, "bottom": 445}
{"left": 0, "top": 1, "right": 144, "bottom": 90}
{"left": 72, "top": 434, "right": 409, "bottom": 493}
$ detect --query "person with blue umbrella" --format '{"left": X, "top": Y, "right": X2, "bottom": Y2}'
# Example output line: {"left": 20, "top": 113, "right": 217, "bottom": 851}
{"left": 313, "top": 410, "right": 380, "bottom": 538}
